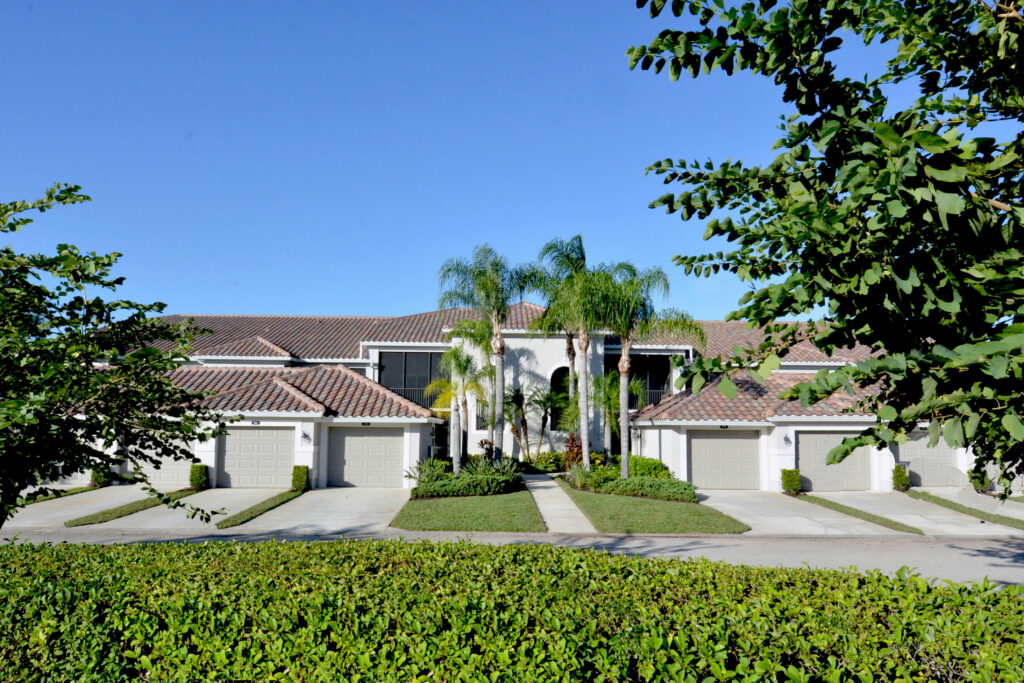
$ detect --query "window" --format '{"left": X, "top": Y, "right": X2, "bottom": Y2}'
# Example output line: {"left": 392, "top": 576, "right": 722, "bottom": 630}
{"left": 377, "top": 351, "right": 446, "bottom": 407}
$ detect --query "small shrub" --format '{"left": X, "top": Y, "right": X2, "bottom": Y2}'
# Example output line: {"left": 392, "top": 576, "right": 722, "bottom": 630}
{"left": 590, "top": 450, "right": 606, "bottom": 467}
{"left": 478, "top": 439, "right": 495, "bottom": 460}
{"left": 969, "top": 468, "right": 991, "bottom": 493}
{"left": 566, "top": 463, "right": 589, "bottom": 489}
{"left": 585, "top": 465, "right": 619, "bottom": 490}
{"left": 529, "top": 451, "right": 564, "bottom": 471}
{"left": 406, "top": 458, "right": 452, "bottom": 484}
{"left": 563, "top": 434, "right": 583, "bottom": 466}
{"left": 628, "top": 456, "right": 671, "bottom": 479}
{"left": 599, "top": 477, "right": 698, "bottom": 503}
{"left": 90, "top": 468, "right": 111, "bottom": 487}
{"left": 892, "top": 464, "right": 910, "bottom": 492}
{"left": 462, "top": 457, "right": 519, "bottom": 478}
{"left": 190, "top": 464, "right": 210, "bottom": 491}
{"left": 781, "top": 469, "right": 801, "bottom": 495}
{"left": 411, "top": 474, "right": 522, "bottom": 499}
{"left": 291, "top": 465, "right": 310, "bottom": 491}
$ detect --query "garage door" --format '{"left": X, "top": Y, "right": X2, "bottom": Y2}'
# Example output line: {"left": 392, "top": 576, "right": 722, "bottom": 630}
{"left": 797, "top": 432, "right": 871, "bottom": 491}
{"left": 688, "top": 431, "right": 760, "bottom": 489}
{"left": 136, "top": 455, "right": 193, "bottom": 488}
{"left": 219, "top": 427, "right": 294, "bottom": 488}
{"left": 328, "top": 427, "right": 404, "bottom": 487}
{"left": 52, "top": 468, "right": 92, "bottom": 486}
{"left": 895, "top": 433, "right": 966, "bottom": 487}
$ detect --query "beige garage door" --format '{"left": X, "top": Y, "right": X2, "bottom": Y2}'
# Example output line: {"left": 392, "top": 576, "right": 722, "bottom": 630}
{"left": 797, "top": 432, "right": 871, "bottom": 491}
{"left": 688, "top": 431, "right": 760, "bottom": 489}
{"left": 895, "top": 433, "right": 966, "bottom": 487}
{"left": 328, "top": 427, "right": 404, "bottom": 487}
{"left": 136, "top": 456, "right": 193, "bottom": 488}
{"left": 219, "top": 427, "right": 294, "bottom": 488}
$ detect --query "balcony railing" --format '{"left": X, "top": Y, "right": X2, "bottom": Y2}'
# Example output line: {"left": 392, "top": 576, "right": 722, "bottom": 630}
{"left": 629, "top": 389, "right": 670, "bottom": 411}
{"left": 390, "top": 387, "right": 430, "bottom": 408}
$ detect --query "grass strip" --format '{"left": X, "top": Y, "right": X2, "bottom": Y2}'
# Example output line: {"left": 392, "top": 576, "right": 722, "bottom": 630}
{"left": 215, "top": 490, "right": 304, "bottom": 529}
{"left": 392, "top": 490, "right": 546, "bottom": 532}
{"left": 21, "top": 486, "right": 95, "bottom": 506}
{"left": 556, "top": 477, "right": 749, "bottom": 534}
{"left": 798, "top": 494, "right": 924, "bottom": 535}
{"left": 907, "top": 490, "right": 1024, "bottom": 530}
{"left": 1010, "top": 495, "right": 1024, "bottom": 505}
{"left": 65, "top": 489, "right": 197, "bottom": 527}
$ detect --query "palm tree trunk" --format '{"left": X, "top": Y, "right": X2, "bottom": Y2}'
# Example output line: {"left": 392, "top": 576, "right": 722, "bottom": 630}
{"left": 460, "top": 394, "right": 469, "bottom": 452}
{"left": 576, "top": 331, "right": 591, "bottom": 469}
{"left": 603, "top": 406, "right": 612, "bottom": 456}
{"left": 565, "top": 332, "right": 576, "bottom": 400}
{"left": 619, "top": 350, "right": 631, "bottom": 478}
{"left": 451, "top": 400, "right": 462, "bottom": 475}
{"left": 492, "top": 331, "right": 505, "bottom": 461}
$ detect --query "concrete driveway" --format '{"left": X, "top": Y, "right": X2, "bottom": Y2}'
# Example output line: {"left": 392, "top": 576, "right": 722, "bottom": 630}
{"left": 240, "top": 487, "right": 410, "bottom": 534}
{"left": 924, "top": 488, "right": 1024, "bottom": 523}
{"left": 699, "top": 490, "right": 905, "bottom": 536}
{"left": 97, "top": 488, "right": 284, "bottom": 530}
{"left": 6, "top": 485, "right": 161, "bottom": 528}
{"left": 815, "top": 491, "right": 1023, "bottom": 537}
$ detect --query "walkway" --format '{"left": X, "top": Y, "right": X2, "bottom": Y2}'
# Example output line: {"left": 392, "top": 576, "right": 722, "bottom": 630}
{"left": 520, "top": 474, "right": 596, "bottom": 534}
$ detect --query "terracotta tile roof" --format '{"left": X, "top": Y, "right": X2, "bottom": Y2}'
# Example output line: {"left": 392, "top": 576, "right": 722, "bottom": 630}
{"left": 632, "top": 371, "right": 870, "bottom": 423}
{"left": 170, "top": 365, "right": 433, "bottom": 418}
{"left": 159, "top": 302, "right": 546, "bottom": 360}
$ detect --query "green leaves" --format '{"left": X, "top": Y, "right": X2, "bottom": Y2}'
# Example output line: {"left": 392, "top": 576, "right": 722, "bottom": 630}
{"left": 873, "top": 123, "right": 903, "bottom": 150}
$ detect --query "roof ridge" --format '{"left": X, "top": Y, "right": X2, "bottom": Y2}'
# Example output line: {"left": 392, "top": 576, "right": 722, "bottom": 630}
{"left": 254, "top": 336, "right": 294, "bottom": 358}
{"left": 271, "top": 377, "right": 327, "bottom": 414}
{"left": 333, "top": 363, "right": 432, "bottom": 417}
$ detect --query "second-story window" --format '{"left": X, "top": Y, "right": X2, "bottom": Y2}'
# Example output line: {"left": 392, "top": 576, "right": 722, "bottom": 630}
{"left": 379, "top": 351, "right": 445, "bottom": 407}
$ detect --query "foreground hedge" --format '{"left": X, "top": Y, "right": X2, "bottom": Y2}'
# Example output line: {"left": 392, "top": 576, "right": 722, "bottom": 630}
{"left": 599, "top": 476, "right": 698, "bottom": 502}
{"left": 1, "top": 541, "right": 1022, "bottom": 681}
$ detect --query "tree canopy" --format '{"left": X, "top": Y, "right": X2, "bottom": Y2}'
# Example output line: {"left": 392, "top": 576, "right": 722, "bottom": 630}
{"left": 0, "top": 185, "right": 228, "bottom": 526}
{"left": 630, "top": 1, "right": 1023, "bottom": 489}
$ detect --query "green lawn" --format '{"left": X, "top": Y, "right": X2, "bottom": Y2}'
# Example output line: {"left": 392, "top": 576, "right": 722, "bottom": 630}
{"left": 216, "top": 490, "right": 304, "bottom": 529}
{"left": 65, "top": 489, "right": 197, "bottom": 527}
{"left": 391, "top": 490, "right": 547, "bottom": 532}
{"left": 799, "top": 494, "right": 924, "bottom": 535}
{"left": 907, "top": 490, "right": 1024, "bottom": 530}
{"left": 20, "top": 486, "right": 94, "bottom": 506}
{"left": 557, "top": 478, "right": 749, "bottom": 534}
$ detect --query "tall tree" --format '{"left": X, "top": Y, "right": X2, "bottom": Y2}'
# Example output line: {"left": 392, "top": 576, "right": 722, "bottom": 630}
{"left": 528, "top": 386, "right": 565, "bottom": 452}
{"left": 0, "top": 185, "right": 228, "bottom": 528}
{"left": 439, "top": 245, "right": 539, "bottom": 460}
{"left": 536, "top": 235, "right": 589, "bottom": 401}
{"left": 592, "top": 370, "right": 647, "bottom": 456}
{"left": 629, "top": 1, "right": 1024, "bottom": 490}
{"left": 603, "top": 265, "right": 705, "bottom": 477}
{"left": 425, "top": 345, "right": 485, "bottom": 475}
{"left": 504, "top": 385, "right": 533, "bottom": 460}
{"left": 446, "top": 318, "right": 496, "bottom": 445}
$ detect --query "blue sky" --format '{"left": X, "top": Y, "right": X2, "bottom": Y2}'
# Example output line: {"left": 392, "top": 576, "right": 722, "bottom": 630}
{"left": 6, "top": 2, "right": 872, "bottom": 320}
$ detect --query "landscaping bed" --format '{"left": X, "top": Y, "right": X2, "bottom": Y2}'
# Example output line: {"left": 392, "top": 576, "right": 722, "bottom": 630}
{"left": 557, "top": 478, "right": 749, "bottom": 534}
{"left": 391, "top": 490, "right": 546, "bottom": 532}
{"left": 2, "top": 540, "right": 1021, "bottom": 681}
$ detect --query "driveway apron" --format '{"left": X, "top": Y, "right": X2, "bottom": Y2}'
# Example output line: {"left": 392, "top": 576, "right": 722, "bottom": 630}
{"left": 700, "top": 490, "right": 904, "bottom": 536}
{"left": 521, "top": 475, "right": 596, "bottom": 534}
{"left": 815, "top": 491, "right": 1023, "bottom": 537}
{"left": 923, "top": 487, "right": 1024, "bottom": 523}
{"left": 97, "top": 488, "right": 283, "bottom": 530}
{"left": 6, "top": 485, "right": 161, "bottom": 528}
{"left": 245, "top": 487, "right": 410, "bottom": 534}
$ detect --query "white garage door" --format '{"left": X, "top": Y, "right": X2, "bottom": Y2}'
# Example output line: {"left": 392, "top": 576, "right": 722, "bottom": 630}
{"left": 219, "top": 427, "right": 294, "bottom": 488}
{"left": 328, "top": 427, "right": 404, "bottom": 487}
{"left": 688, "top": 431, "right": 760, "bottom": 489}
{"left": 797, "top": 432, "right": 872, "bottom": 491}
{"left": 136, "top": 455, "right": 194, "bottom": 488}
{"left": 895, "top": 434, "right": 966, "bottom": 487}
{"left": 52, "top": 468, "right": 92, "bottom": 486}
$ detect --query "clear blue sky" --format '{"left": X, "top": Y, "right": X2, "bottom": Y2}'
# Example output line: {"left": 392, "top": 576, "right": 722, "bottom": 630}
{"left": 5, "top": 1, "right": 871, "bottom": 320}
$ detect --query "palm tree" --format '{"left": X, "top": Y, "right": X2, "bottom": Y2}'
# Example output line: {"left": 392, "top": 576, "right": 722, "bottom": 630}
{"left": 545, "top": 267, "right": 611, "bottom": 469}
{"left": 592, "top": 370, "right": 647, "bottom": 455}
{"left": 528, "top": 387, "right": 564, "bottom": 452}
{"left": 425, "top": 345, "right": 486, "bottom": 474}
{"left": 439, "top": 245, "right": 540, "bottom": 460}
{"left": 536, "top": 236, "right": 588, "bottom": 401}
{"left": 446, "top": 318, "right": 495, "bottom": 445}
{"left": 504, "top": 385, "right": 532, "bottom": 460}
{"left": 603, "top": 265, "right": 705, "bottom": 478}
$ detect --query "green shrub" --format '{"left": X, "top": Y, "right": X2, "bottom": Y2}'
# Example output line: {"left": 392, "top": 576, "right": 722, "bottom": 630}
{"left": 406, "top": 458, "right": 453, "bottom": 484}
{"left": 411, "top": 474, "right": 522, "bottom": 499}
{"left": 628, "top": 455, "right": 671, "bottom": 479}
{"left": 291, "top": 465, "right": 310, "bottom": 491}
{"left": 599, "top": 477, "right": 698, "bottom": 503}
{"left": 461, "top": 457, "right": 518, "bottom": 478}
{"left": 189, "top": 464, "right": 210, "bottom": 490}
{"left": 892, "top": 463, "right": 911, "bottom": 492}
{"left": 584, "top": 465, "right": 619, "bottom": 490}
{"left": 89, "top": 468, "right": 111, "bottom": 487}
{"left": 1, "top": 541, "right": 1021, "bottom": 681}
{"left": 969, "top": 468, "right": 991, "bottom": 492}
{"left": 782, "top": 468, "right": 802, "bottom": 495}
{"left": 528, "top": 451, "right": 564, "bottom": 472}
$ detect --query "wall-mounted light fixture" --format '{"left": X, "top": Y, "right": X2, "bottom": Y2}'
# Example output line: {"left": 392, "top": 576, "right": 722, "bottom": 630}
{"left": 301, "top": 431, "right": 312, "bottom": 444}
{"left": 783, "top": 434, "right": 792, "bottom": 446}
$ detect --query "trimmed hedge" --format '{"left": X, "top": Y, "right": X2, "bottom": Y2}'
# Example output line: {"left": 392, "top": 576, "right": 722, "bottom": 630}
{"left": 89, "top": 468, "right": 111, "bottom": 487}
{"left": 1, "top": 541, "right": 1022, "bottom": 681}
{"left": 291, "top": 465, "right": 310, "bottom": 491}
{"left": 411, "top": 473, "right": 523, "bottom": 499}
{"left": 893, "top": 463, "right": 911, "bottom": 491}
{"left": 599, "top": 476, "right": 698, "bottom": 503}
{"left": 189, "top": 464, "right": 210, "bottom": 491}
{"left": 781, "top": 468, "right": 801, "bottom": 495}
{"left": 628, "top": 455, "right": 671, "bottom": 479}
{"left": 215, "top": 490, "right": 304, "bottom": 529}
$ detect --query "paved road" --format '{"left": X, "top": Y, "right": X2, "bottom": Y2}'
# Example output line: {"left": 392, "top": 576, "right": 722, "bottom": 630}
{"left": 3, "top": 526, "right": 1021, "bottom": 586}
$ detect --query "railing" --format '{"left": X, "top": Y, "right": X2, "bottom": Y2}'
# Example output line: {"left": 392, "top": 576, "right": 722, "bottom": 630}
{"left": 389, "top": 387, "right": 429, "bottom": 408}
{"left": 629, "top": 389, "right": 669, "bottom": 411}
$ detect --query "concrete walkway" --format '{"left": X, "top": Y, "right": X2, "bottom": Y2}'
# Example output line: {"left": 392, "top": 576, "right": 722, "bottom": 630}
{"left": 521, "top": 474, "right": 596, "bottom": 534}
{"left": 817, "top": 491, "right": 1023, "bottom": 537}
{"left": 700, "top": 490, "right": 904, "bottom": 536}
{"left": 922, "top": 488, "right": 1024, "bottom": 522}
